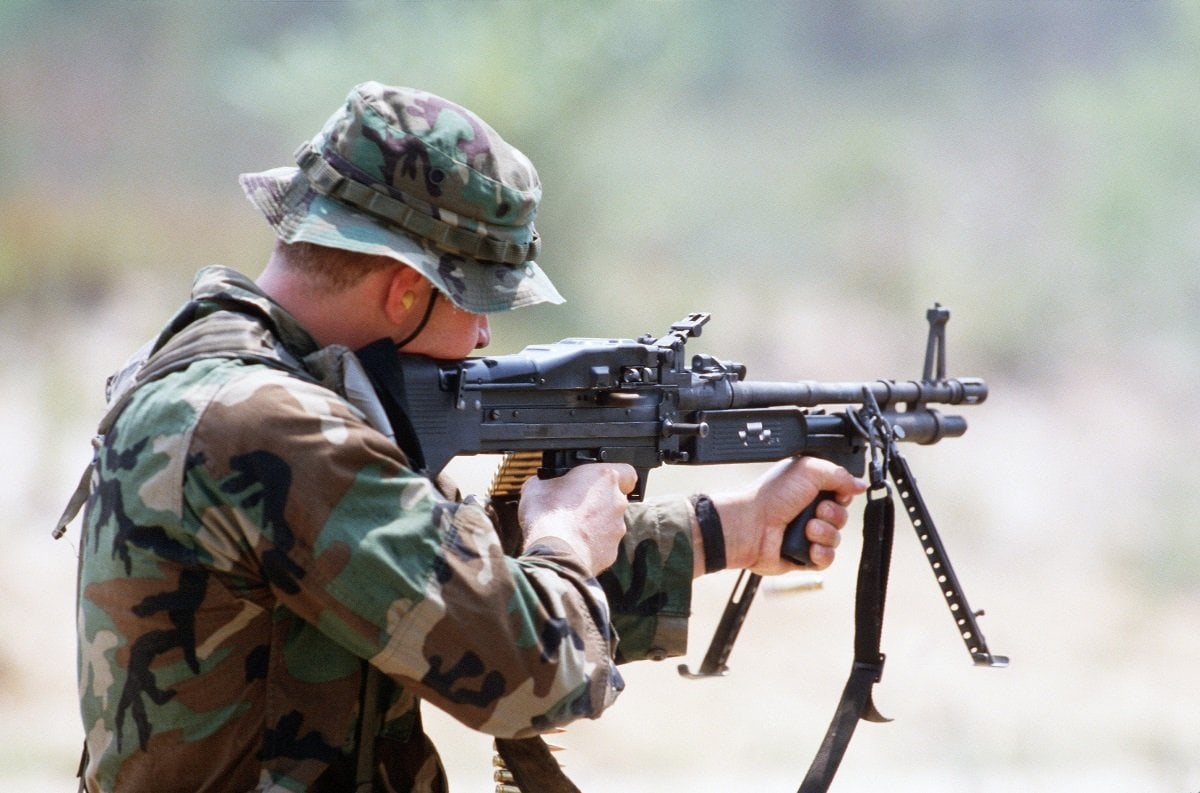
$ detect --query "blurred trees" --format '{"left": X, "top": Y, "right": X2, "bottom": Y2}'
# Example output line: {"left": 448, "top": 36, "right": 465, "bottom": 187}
{"left": 3, "top": 1, "right": 1195, "bottom": 364}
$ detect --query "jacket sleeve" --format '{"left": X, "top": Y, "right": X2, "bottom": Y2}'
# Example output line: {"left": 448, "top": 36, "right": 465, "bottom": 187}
{"left": 600, "top": 496, "right": 696, "bottom": 664}
{"left": 185, "top": 369, "right": 623, "bottom": 739}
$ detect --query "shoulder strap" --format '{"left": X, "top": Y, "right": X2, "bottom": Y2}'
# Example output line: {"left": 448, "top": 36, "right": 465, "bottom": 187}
{"left": 52, "top": 304, "right": 308, "bottom": 540}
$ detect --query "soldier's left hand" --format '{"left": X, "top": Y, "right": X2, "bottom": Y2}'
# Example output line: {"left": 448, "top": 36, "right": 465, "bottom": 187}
{"left": 704, "top": 457, "right": 866, "bottom": 576}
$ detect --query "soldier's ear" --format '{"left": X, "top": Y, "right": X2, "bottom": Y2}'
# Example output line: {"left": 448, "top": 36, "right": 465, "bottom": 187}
{"left": 383, "top": 265, "right": 429, "bottom": 325}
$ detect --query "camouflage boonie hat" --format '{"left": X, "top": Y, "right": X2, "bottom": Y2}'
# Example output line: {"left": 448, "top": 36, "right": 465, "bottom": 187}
{"left": 239, "top": 81, "right": 564, "bottom": 313}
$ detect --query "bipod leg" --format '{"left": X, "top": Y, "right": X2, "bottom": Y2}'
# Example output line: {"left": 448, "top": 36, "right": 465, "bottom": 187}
{"left": 887, "top": 450, "right": 1009, "bottom": 668}
{"left": 678, "top": 570, "right": 761, "bottom": 678}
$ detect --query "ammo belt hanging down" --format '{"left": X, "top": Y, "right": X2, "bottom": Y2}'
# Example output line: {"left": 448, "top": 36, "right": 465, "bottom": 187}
{"left": 486, "top": 451, "right": 582, "bottom": 793}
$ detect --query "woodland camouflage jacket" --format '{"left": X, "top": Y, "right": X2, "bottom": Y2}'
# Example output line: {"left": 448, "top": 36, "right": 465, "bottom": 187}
{"left": 76, "top": 266, "right": 695, "bottom": 792}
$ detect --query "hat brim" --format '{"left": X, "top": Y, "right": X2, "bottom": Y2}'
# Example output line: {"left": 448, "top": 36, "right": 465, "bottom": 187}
{"left": 239, "top": 167, "right": 564, "bottom": 314}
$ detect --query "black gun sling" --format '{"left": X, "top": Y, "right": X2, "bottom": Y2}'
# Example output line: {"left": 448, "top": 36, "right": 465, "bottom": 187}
{"left": 797, "top": 484, "right": 895, "bottom": 793}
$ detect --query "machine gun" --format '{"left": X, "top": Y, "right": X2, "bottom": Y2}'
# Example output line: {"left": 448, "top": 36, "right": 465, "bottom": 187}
{"left": 355, "top": 304, "right": 1006, "bottom": 792}
{"left": 358, "top": 304, "right": 983, "bottom": 566}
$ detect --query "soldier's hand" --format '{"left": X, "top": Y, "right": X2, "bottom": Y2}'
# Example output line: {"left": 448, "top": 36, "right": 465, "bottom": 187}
{"left": 707, "top": 457, "right": 867, "bottom": 576}
{"left": 518, "top": 463, "right": 637, "bottom": 577}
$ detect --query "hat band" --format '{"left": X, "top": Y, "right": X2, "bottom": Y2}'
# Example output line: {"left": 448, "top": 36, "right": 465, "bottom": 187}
{"left": 294, "top": 142, "right": 540, "bottom": 266}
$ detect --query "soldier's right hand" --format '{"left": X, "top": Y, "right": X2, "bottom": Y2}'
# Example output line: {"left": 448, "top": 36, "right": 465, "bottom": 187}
{"left": 518, "top": 463, "right": 637, "bottom": 577}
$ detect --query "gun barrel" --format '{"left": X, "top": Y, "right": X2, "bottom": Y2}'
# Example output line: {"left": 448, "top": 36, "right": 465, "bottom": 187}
{"left": 727, "top": 377, "right": 987, "bottom": 409}
{"left": 885, "top": 411, "right": 967, "bottom": 444}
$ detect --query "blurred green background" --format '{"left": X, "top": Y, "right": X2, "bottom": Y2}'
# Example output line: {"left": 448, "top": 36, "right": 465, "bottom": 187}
{"left": 3, "top": 2, "right": 1198, "bottom": 791}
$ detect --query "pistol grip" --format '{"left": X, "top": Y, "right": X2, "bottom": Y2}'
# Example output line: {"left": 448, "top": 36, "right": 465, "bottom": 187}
{"left": 780, "top": 490, "right": 836, "bottom": 566}
{"left": 537, "top": 452, "right": 648, "bottom": 501}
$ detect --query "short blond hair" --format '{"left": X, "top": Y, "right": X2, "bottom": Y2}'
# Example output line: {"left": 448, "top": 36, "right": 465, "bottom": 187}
{"left": 273, "top": 240, "right": 397, "bottom": 292}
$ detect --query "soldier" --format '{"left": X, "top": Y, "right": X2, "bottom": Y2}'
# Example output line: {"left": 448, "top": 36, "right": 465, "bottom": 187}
{"left": 68, "top": 82, "right": 865, "bottom": 792}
